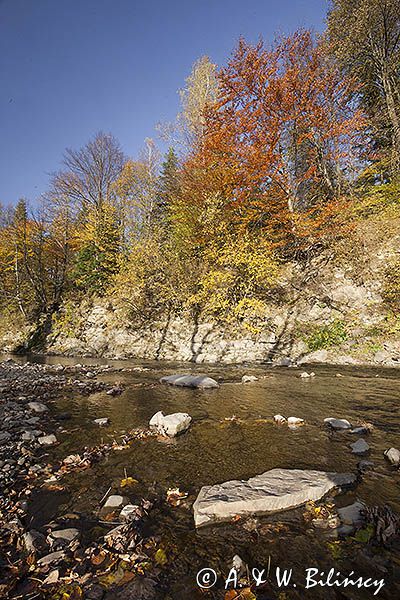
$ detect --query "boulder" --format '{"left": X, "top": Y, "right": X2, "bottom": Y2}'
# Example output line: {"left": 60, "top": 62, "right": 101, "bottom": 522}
{"left": 324, "top": 417, "right": 352, "bottom": 430}
{"left": 384, "top": 447, "right": 400, "bottom": 467}
{"left": 193, "top": 468, "right": 356, "bottom": 527}
{"left": 149, "top": 411, "right": 192, "bottom": 437}
{"left": 350, "top": 439, "right": 370, "bottom": 454}
{"left": 160, "top": 374, "right": 219, "bottom": 389}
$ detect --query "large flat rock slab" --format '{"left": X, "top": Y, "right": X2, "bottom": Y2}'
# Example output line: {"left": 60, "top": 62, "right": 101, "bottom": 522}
{"left": 193, "top": 468, "right": 356, "bottom": 527}
{"left": 160, "top": 374, "right": 219, "bottom": 389}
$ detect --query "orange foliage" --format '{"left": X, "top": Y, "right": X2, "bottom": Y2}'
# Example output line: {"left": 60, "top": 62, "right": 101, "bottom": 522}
{"left": 183, "top": 30, "right": 365, "bottom": 253}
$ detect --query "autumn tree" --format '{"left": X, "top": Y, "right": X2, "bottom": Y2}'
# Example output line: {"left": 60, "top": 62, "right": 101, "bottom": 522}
{"left": 159, "top": 56, "right": 219, "bottom": 154}
{"left": 185, "top": 32, "right": 364, "bottom": 256}
{"left": 328, "top": 0, "right": 400, "bottom": 174}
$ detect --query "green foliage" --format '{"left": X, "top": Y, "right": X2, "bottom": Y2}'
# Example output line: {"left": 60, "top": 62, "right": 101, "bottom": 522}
{"left": 354, "top": 174, "right": 400, "bottom": 218}
{"left": 305, "top": 320, "right": 348, "bottom": 351}
{"left": 73, "top": 203, "right": 121, "bottom": 295}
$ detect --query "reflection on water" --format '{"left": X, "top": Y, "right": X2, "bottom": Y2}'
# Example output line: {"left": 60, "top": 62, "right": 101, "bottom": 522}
{"left": 11, "top": 354, "right": 400, "bottom": 599}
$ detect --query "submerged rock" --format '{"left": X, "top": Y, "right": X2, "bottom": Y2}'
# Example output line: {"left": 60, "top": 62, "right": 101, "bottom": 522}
{"left": 160, "top": 374, "right": 219, "bottom": 389}
{"left": 288, "top": 417, "right": 304, "bottom": 427}
{"left": 193, "top": 468, "right": 356, "bottom": 527}
{"left": 300, "top": 372, "right": 315, "bottom": 378}
{"left": 149, "top": 411, "right": 192, "bottom": 437}
{"left": 384, "top": 447, "right": 400, "bottom": 467}
{"left": 350, "top": 438, "right": 370, "bottom": 454}
{"left": 94, "top": 417, "right": 110, "bottom": 426}
{"left": 324, "top": 417, "right": 352, "bottom": 430}
{"left": 241, "top": 375, "right": 258, "bottom": 383}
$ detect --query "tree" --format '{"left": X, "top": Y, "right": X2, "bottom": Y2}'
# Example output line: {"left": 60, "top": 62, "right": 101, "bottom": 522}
{"left": 154, "top": 147, "right": 180, "bottom": 226}
{"left": 328, "top": 0, "right": 400, "bottom": 173}
{"left": 158, "top": 56, "right": 219, "bottom": 154}
{"left": 51, "top": 132, "right": 126, "bottom": 212}
{"left": 184, "top": 32, "right": 363, "bottom": 255}
{"left": 73, "top": 202, "right": 121, "bottom": 294}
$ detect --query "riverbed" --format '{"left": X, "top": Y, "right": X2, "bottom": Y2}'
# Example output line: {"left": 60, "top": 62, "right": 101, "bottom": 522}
{"left": 1, "top": 355, "right": 400, "bottom": 599}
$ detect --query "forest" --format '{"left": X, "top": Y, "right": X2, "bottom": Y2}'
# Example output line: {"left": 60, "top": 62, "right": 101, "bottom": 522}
{"left": 1, "top": 0, "right": 399, "bottom": 341}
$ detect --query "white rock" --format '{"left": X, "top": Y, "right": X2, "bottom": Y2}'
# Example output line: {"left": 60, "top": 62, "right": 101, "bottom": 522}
{"left": 160, "top": 374, "right": 219, "bottom": 389}
{"left": 38, "top": 434, "right": 57, "bottom": 446}
{"left": 149, "top": 411, "right": 192, "bottom": 437}
{"left": 94, "top": 418, "right": 109, "bottom": 426}
{"left": 103, "top": 495, "right": 127, "bottom": 509}
{"left": 241, "top": 375, "right": 258, "bottom": 383}
{"left": 274, "top": 414, "right": 286, "bottom": 424}
{"left": 27, "top": 402, "right": 48, "bottom": 413}
{"left": 288, "top": 417, "right": 304, "bottom": 427}
{"left": 300, "top": 372, "right": 315, "bottom": 378}
{"left": 384, "top": 447, "right": 400, "bottom": 467}
{"left": 350, "top": 438, "right": 370, "bottom": 454}
{"left": 324, "top": 417, "right": 352, "bottom": 430}
{"left": 193, "top": 468, "right": 356, "bottom": 527}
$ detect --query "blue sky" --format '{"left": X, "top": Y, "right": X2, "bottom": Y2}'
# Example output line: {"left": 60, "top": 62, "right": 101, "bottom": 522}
{"left": 0, "top": 0, "right": 328, "bottom": 206}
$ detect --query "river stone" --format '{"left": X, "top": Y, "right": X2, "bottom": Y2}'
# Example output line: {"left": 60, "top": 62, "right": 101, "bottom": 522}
{"left": 274, "top": 414, "right": 286, "bottom": 424}
{"left": 160, "top": 374, "right": 219, "bottom": 389}
{"left": 288, "top": 417, "right": 304, "bottom": 427}
{"left": 28, "top": 401, "right": 48, "bottom": 413}
{"left": 241, "top": 375, "right": 258, "bottom": 383}
{"left": 38, "top": 434, "right": 57, "bottom": 446}
{"left": 38, "top": 550, "right": 66, "bottom": 565}
{"left": 94, "top": 417, "right": 109, "bottom": 426}
{"left": 324, "top": 417, "right": 352, "bottom": 430}
{"left": 193, "top": 468, "right": 356, "bottom": 527}
{"left": 0, "top": 431, "right": 11, "bottom": 443}
{"left": 384, "top": 447, "right": 400, "bottom": 467}
{"left": 103, "top": 495, "right": 128, "bottom": 509}
{"left": 49, "top": 528, "right": 80, "bottom": 542}
{"left": 149, "top": 411, "right": 192, "bottom": 437}
{"left": 350, "top": 438, "right": 370, "bottom": 454}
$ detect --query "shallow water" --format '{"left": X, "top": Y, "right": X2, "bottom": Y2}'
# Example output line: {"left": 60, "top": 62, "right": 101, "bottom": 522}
{"left": 12, "top": 356, "right": 400, "bottom": 598}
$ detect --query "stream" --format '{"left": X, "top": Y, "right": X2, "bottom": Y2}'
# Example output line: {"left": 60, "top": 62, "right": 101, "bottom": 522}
{"left": 5, "top": 355, "right": 400, "bottom": 599}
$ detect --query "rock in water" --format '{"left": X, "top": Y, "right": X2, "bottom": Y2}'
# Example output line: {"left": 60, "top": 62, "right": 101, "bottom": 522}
{"left": 149, "top": 411, "right": 192, "bottom": 437}
{"left": 324, "top": 417, "right": 352, "bottom": 430}
{"left": 241, "top": 375, "right": 258, "bottom": 383}
{"left": 160, "top": 374, "right": 219, "bottom": 389}
{"left": 94, "top": 417, "right": 110, "bottom": 426}
{"left": 384, "top": 447, "right": 400, "bottom": 467}
{"left": 274, "top": 414, "right": 286, "bottom": 424}
{"left": 193, "top": 468, "right": 356, "bottom": 527}
{"left": 288, "top": 417, "right": 305, "bottom": 428}
{"left": 350, "top": 439, "right": 370, "bottom": 454}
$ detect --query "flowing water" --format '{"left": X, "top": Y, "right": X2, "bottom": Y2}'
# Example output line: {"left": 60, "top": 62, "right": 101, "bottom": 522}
{"left": 13, "top": 356, "right": 400, "bottom": 598}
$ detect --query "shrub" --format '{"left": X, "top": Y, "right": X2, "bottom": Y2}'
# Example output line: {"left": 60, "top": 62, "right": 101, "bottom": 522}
{"left": 305, "top": 320, "right": 348, "bottom": 351}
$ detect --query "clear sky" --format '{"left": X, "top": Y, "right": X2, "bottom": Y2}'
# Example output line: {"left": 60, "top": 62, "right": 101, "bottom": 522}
{"left": 0, "top": 0, "right": 328, "bottom": 206}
